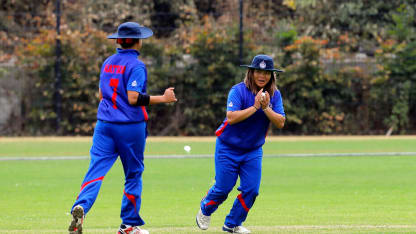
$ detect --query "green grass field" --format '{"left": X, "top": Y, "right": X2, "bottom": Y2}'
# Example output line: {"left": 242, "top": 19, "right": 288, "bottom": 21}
{"left": 1, "top": 136, "right": 416, "bottom": 157}
{"left": 0, "top": 136, "right": 416, "bottom": 233}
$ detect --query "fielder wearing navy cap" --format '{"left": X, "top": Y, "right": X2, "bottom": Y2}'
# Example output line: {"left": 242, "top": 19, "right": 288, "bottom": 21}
{"left": 196, "top": 53, "right": 285, "bottom": 233}
{"left": 68, "top": 21, "right": 176, "bottom": 234}
{"left": 107, "top": 22, "right": 153, "bottom": 39}
{"left": 240, "top": 54, "right": 284, "bottom": 72}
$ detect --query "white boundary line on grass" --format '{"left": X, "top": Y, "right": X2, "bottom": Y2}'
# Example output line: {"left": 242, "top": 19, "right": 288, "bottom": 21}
{"left": 1, "top": 152, "right": 416, "bottom": 161}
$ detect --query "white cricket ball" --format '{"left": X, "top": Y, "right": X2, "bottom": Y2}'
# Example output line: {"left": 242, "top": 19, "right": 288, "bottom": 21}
{"left": 261, "top": 92, "right": 266, "bottom": 97}
{"left": 184, "top": 145, "right": 191, "bottom": 153}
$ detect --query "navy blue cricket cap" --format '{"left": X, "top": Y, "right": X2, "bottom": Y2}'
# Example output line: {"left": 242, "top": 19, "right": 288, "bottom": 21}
{"left": 107, "top": 22, "right": 153, "bottom": 39}
{"left": 240, "top": 54, "right": 284, "bottom": 72}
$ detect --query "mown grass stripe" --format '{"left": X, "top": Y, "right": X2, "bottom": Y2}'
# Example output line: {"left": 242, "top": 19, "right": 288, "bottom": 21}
{"left": 1, "top": 151, "right": 416, "bottom": 161}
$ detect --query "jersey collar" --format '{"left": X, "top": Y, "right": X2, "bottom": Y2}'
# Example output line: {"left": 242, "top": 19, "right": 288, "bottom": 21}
{"left": 116, "top": 48, "right": 140, "bottom": 56}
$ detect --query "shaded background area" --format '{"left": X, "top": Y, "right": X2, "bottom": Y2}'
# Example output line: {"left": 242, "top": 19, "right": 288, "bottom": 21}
{"left": 0, "top": 0, "right": 415, "bottom": 136}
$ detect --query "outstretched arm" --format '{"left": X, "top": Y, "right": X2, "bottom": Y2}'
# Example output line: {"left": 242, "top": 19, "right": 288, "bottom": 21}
{"left": 128, "top": 87, "right": 177, "bottom": 106}
{"left": 150, "top": 87, "right": 177, "bottom": 105}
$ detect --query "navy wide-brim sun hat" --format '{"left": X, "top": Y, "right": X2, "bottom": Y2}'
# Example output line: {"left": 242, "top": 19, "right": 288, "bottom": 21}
{"left": 108, "top": 22, "right": 153, "bottom": 39}
{"left": 240, "top": 54, "right": 284, "bottom": 72}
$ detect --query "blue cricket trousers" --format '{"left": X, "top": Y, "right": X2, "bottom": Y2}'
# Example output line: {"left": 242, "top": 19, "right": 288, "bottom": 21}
{"left": 201, "top": 138, "right": 262, "bottom": 228}
{"left": 71, "top": 120, "right": 147, "bottom": 226}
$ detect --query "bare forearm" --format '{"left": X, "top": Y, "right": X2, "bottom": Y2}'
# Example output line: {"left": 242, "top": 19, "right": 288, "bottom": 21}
{"left": 128, "top": 92, "right": 165, "bottom": 105}
{"left": 99, "top": 88, "right": 102, "bottom": 100}
{"left": 263, "top": 107, "right": 285, "bottom": 128}
{"left": 128, "top": 88, "right": 177, "bottom": 105}
{"left": 227, "top": 106, "right": 258, "bottom": 125}
{"left": 149, "top": 95, "right": 167, "bottom": 105}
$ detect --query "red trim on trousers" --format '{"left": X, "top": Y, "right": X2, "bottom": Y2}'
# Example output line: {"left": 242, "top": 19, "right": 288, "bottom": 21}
{"left": 237, "top": 193, "right": 250, "bottom": 212}
{"left": 79, "top": 176, "right": 105, "bottom": 192}
{"left": 205, "top": 200, "right": 218, "bottom": 207}
{"left": 77, "top": 176, "right": 104, "bottom": 199}
{"left": 124, "top": 189, "right": 137, "bottom": 212}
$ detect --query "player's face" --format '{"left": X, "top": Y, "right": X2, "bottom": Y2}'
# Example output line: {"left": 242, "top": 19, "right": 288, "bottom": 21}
{"left": 253, "top": 70, "right": 272, "bottom": 88}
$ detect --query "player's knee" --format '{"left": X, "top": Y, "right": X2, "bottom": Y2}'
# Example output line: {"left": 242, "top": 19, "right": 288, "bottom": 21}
{"left": 242, "top": 188, "right": 259, "bottom": 197}
{"left": 208, "top": 188, "right": 231, "bottom": 201}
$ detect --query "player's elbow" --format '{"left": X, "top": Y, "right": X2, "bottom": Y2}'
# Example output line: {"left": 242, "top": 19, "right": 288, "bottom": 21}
{"left": 227, "top": 117, "right": 236, "bottom": 125}
{"left": 127, "top": 91, "right": 139, "bottom": 105}
{"left": 128, "top": 97, "right": 136, "bottom": 105}
{"left": 276, "top": 122, "right": 284, "bottom": 129}
{"left": 227, "top": 119, "right": 237, "bottom": 125}
{"left": 275, "top": 117, "right": 285, "bottom": 129}
{"left": 226, "top": 112, "right": 237, "bottom": 125}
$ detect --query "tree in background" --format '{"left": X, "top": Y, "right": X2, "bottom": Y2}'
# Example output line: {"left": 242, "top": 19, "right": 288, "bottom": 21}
{"left": 145, "top": 16, "right": 256, "bottom": 135}
{"left": 16, "top": 23, "right": 113, "bottom": 134}
{"left": 279, "top": 36, "right": 358, "bottom": 134}
{"left": 372, "top": 3, "right": 416, "bottom": 134}
{"left": 2, "top": 0, "right": 416, "bottom": 135}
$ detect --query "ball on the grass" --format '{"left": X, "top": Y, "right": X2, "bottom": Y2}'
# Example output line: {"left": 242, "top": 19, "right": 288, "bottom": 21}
{"left": 184, "top": 145, "right": 191, "bottom": 153}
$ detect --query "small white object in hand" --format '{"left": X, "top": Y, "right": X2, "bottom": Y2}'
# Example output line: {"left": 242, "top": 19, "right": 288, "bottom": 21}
{"left": 184, "top": 145, "right": 191, "bottom": 153}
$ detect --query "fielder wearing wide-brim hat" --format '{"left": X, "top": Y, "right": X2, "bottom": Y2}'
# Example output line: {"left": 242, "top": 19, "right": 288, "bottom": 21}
{"left": 107, "top": 22, "right": 153, "bottom": 39}
{"left": 240, "top": 54, "right": 284, "bottom": 72}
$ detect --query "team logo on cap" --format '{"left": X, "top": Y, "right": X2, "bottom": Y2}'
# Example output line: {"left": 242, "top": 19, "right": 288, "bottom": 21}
{"left": 259, "top": 60, "right": 266, "bottom": 69}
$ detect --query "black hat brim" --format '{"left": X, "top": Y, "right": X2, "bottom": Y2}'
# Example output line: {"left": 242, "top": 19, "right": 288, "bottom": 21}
{"left": 240, "top": 65, "right": 284, "bottom": 72}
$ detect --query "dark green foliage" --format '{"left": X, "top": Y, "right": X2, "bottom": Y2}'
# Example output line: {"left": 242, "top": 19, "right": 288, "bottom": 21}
{"left": 17, "top": 29, "right": 113, "bottom": 135}
{"left": 279, "top": 37, "right": 356, "bottom": 134}
{"left": 374, "top": 41, "right": 416, "bottom": 133}
{"left": 2, "top": 0, "right": 416, "bottom": 135}
{"left": 145, "top": 25, "right": 254, "bottom": 135}
{"left": 370, "top": 3, "right": 416, "bottom": 134}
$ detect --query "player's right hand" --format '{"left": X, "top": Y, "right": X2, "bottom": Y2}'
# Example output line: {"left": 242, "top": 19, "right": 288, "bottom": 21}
{"left": 254, "top": 88, "right": 263, "bottom": 109}
{"left": 260, "top": 91, "right": 270, "bottom": 109}
{"left": 163, "top": 87, "right": 178, "bottom": 103}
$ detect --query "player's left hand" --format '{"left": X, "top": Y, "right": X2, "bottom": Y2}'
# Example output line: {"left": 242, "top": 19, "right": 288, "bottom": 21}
{"left": 260, "top": 91, "right": 270, "bottom": 110}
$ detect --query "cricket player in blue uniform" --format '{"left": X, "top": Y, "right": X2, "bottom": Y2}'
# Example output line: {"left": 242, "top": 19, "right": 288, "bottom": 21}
{"left": 196, "top": 55, "right": 285, "bottom": 233}
{"left": 68, "top": 22, "right": 177, "bottom": 234}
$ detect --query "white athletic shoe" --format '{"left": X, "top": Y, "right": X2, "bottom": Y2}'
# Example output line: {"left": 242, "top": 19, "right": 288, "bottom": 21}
{"left": 68, "top": 205, "right": 84, "bottom": 234}
{"left": 222, "top": 225, "right": 251, "bottom": 233}
{"left": 117, "top": 224, "right": 149, "bottom": 234}
{"left": 196, "top": 208, "right": 211, "bottom": 230}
